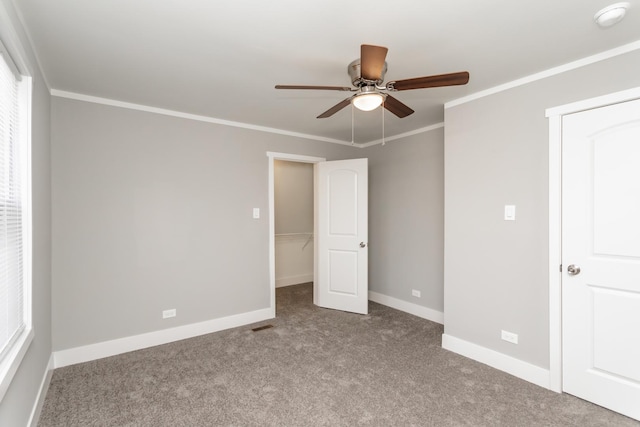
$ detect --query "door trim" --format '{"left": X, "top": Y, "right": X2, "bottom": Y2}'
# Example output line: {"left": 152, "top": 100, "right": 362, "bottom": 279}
{"left": 545, "top": 86, "right": 640, "bottom": 393}
{"left": 266, "top": 152, "right": 326, "bottom": 317}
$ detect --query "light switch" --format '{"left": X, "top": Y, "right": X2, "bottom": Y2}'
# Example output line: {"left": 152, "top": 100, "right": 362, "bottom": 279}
{"left": 504, "top": 205, "right": 516, "bottom": 221}
{"left": 253, "top": 208, "right": 260, "bottom": 219}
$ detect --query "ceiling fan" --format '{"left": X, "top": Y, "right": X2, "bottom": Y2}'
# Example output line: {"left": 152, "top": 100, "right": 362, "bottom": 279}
{"left": 275, "top": 44, "right": 470, "bottom": 119}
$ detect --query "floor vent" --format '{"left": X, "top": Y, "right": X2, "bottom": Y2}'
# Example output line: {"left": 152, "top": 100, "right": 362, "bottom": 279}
{"left": 252, "top": 324, "right": 274, "bottom": 332}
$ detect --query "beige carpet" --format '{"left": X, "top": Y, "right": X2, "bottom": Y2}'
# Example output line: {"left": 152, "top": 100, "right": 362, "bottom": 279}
{"left": 39, "top": 283, "right": 638, "bottom": 426}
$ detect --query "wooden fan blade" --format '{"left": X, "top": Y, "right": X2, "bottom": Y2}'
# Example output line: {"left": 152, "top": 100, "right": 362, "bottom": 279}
{"left": 388, "top": 72, "right": 469, "bottom": 91}
{"left": 361, "top": 44, "right": 388, "bottom": 81}
{"left": 317, "top": 98, "right": 352, "bottom": 119}
{"left": 383, "top": 94, "right": 414, "bottom": 118}
{"left": 275, "top": 85, "right": 353, "bottom": 91}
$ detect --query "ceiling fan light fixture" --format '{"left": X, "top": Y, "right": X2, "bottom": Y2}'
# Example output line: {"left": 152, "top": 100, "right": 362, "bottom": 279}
{"left": 352, "top": 92, "right": 384, "bottom": 111}
{"left": 594, "top": 2, "right": 630, "bottom": 28}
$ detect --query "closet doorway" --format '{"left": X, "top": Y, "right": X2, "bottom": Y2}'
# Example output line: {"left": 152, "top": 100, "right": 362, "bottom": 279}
{"left": 274, "top": 160, "right": 314, "bottom": 288}
{"left": 267, "top": 152, "right": 369, "bottom": 317}
{"left": 267, "top": 152, "right": 325, "bottom": 317}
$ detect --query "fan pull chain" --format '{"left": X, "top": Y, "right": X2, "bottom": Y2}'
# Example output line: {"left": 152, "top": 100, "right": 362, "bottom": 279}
{"left": 351, "top": 102, "right": 355, "bottom": 145}
{"left": 382, "top": 101, "right": 385, "bottom": 146}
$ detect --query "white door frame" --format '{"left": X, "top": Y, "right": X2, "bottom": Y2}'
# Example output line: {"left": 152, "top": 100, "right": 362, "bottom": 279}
{"left": 545, "top": 86, "right": 640, "bottom": 392}
{"left": 266, "top": 152, "right": 326, "bottom": 317}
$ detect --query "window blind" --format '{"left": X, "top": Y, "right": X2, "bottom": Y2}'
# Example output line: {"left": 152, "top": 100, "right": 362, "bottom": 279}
{"left": 0, "top": 46, "right": 25, "bottom": 363}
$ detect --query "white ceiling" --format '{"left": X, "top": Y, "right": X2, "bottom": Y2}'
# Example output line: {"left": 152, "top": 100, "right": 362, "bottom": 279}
{"left": 14, "top": 0, "right": 640, "bottom": 144}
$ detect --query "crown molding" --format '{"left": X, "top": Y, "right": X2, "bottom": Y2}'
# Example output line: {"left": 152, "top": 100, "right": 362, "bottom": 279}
{"left": 359, "top": 122, "right": 444, "bottom": 148}
{"left": 446, "top": 39, "right": 640, "bottom": 109}
{"left": 51, "top": 89, "right": 359, "bottom": 146}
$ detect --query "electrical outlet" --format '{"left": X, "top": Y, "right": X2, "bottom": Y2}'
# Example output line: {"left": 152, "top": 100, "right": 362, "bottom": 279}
{"left": 412, "top": 289, "right": 421, "bottom": 298}
{"left": 501, "top": 330, "right": 518, "bottom": 344}
{"left": 163, "top": 309, "right": 176, "bottom": 319}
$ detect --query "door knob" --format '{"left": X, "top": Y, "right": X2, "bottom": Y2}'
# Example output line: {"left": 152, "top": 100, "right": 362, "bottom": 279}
{"left": 567, "top": 264, "right": 581, "bottom": 275}
{"left": 360, "top": 242, "right": 366, "bottom": 248}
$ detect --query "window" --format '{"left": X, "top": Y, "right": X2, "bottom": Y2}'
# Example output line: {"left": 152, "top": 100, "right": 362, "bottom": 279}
{"left": 0, "top": 38, "right": 32, "bottom": 402}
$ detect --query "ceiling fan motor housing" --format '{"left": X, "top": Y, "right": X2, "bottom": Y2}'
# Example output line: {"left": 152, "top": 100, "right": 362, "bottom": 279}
{"left": 348, "top": 59, "right": 387, "bottom": 87}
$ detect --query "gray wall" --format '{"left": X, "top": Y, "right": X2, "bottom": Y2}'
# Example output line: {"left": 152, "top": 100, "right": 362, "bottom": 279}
{"left": 274, "top": 160, "right": 313, "bottom": 235}
{"left": 0, "top": 0, "right": 52, "bottom": 425}
{"left": 50, "top": 94, "right": 446, "bottom": 352}
{"left": 363, "top": 129, "right": 445, "bottom": 312}
{"left": 51, "top": 98, "right": 359, "bottom": 351}
{"left": 444, "top": 49, "right": 640, "bottom": 368}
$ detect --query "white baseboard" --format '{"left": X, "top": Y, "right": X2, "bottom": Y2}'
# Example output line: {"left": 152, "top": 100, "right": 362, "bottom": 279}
{"left": 53, "top": 308, "right": 273, "bottom": 369}
{"left": 441, "top": 334, "right": 550, "bottom": 389}
{"left": 28, "top": 354, "right": 54, "bottom": 427}
{"left": 276, "top": 274, "right": 313, "bottom": 288}
{"left": 368, "top": 291, "right": 444, "bottom": 324}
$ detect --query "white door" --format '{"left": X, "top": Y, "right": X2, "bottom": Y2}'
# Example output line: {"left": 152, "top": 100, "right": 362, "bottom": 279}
{"left": 315, "top": 158, "right": 368, "bottom": 314}
{"left": 562, "top": 98, "right": 640, "bottom": 421}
